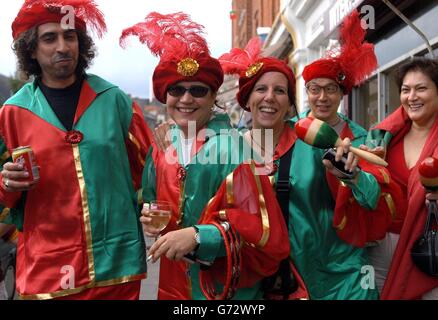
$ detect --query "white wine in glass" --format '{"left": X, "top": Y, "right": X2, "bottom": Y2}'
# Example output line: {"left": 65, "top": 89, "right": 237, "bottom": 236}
{"left": 143, "top": 201, "right": 172, "bottom": 262}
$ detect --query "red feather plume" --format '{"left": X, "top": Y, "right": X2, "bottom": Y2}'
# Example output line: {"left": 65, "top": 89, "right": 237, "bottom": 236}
{"left": 218, "top": 36, "right": 263, "bottom": 76}
{"left": 21, "top": 0, "right": 107, "bottom": 38}
{"left": 120, "top": 12, "right": 210, "bottom": 62}
{"left": 337, "top": 10, "right": 377, "bottom": 86}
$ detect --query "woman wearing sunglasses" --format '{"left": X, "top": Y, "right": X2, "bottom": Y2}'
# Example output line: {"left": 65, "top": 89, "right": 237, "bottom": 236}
{"left": 219, "top": 11, "right": 402, "bottom": 300}
{"left": 120, "top": 12, "right": 290, "bottom": 300}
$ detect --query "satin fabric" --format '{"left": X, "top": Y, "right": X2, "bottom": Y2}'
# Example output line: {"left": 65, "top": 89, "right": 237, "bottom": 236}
{"left": 0, "top": 75, "right": 151, "bottom": 299}
{"left": 284, "top": 112, "right": 379, "bottom": 299}
{"left": 142, "top": 113, "right": 290, "bottom": 299}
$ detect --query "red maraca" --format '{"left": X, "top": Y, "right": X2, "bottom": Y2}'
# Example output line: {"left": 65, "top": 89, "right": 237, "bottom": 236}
{"left": 419, "top": 157, "right": 438, "bottom": 191}
{"left": 295, "top": 117, "right": 388, "bottom": 167}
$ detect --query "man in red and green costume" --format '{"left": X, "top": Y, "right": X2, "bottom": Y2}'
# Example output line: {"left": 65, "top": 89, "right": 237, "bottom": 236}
{"left": 121, "top": 12, "right": 291, "bottom": 300}
{"left": 0, "top": 0, "right": 152, "bottom": 299}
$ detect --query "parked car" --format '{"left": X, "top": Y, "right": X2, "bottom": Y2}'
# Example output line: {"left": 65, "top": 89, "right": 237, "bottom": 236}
{"left": 0, "top": 239, "right": 16, "bottom": 300}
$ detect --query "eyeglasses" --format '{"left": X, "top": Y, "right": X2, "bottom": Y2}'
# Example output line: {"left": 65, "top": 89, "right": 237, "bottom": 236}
{"left": 306, "top": 83, "right": 340, "bottom": 95}
{"left": 167, "top": 85, "right": 210, "bottom": 98}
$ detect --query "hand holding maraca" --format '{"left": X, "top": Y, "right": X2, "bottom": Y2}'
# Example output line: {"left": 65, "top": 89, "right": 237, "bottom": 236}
{"left": 295, "top": 117, "right": 388, "bottom": 167}
{"left": 419, "top": 157, "right": 438, "bottom": 201}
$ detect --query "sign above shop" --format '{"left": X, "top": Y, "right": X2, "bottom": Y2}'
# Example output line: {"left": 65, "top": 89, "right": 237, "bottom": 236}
{"left": 324, "top": 0, "right": 364, "bottom": 35}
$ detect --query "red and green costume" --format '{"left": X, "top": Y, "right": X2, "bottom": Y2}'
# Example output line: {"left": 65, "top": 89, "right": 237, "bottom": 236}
{"left": 368, "top": 106, "right": 438, "bottom": 299}
{"left": 142, "top": 113, "right": 290, "bottom": 300}
{"left": 282, "top": 112, "right": 400, "bottom": 299}
{"left": 0, "top": 74, "right": 151, "bottom": 299}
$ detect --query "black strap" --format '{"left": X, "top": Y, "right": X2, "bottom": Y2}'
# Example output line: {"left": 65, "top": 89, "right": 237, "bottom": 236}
{"left": 276, "top": 146, "right": 293, "bottom": 224}
{"left": 275, "top": 146, "right": 297, "bottom": 298}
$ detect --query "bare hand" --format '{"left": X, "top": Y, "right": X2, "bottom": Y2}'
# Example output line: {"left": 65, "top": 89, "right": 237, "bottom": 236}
{"left": 148, "top": 227, "right": 197, "bottom": 263}
{"left": 1, "top": 162, "right": 39, "bottom": 192}
{"left": 139, "top": 206, "right": 162, "bottom": 238}
{"left": 425, "top": 191, "right": 438, "bottom": 201}
{"left": 153, "top": 120, "right": 173, "bottom": 152}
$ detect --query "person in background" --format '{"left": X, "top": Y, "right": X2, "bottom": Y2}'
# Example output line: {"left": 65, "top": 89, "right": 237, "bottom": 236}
{"left": 0, "top": 0, "right": 151, "bottom": 299}
{"left": 366, "top": 57, "right": 438, "bottom": 299}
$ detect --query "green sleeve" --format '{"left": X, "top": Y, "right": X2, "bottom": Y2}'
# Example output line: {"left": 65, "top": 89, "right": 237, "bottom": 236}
{"left": 341, "top": 171, "right": 380, "bottom": 210}
{"left": 141, "top": 148, "right": 156, "bottom": 203}
{"left": 0, "top": 138, "right": 25, "bottom": 230}
{"left": 194, "top": 224, "right": 226, "bottom": 262}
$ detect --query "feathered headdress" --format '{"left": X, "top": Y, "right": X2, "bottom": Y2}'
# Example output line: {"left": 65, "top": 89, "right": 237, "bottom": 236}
{"left": 219, "top": 36, "right": 296, "bottom": 110}
{"left": 120, "top": 12, "right": 223, "bottom": 104}
{"left": 302, "top": 9, "right": 377, "bottom": 93}
{"left": 12, "top": 0, "right": 107, "bottom": 40}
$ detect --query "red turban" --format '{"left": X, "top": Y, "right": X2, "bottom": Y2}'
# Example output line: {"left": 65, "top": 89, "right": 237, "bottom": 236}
{"left": 12, "top": 0, "right": 107, "bottom": 40}
{"left": 219, "top": 37, "right": 296, "bottom": 111}
{"left": 302, "top": 10, "right": 377, "bottom": 94}
{"left": 120, "top": 12, "right": 223, "bottom": 104}
{"left": 236, "top": 57, "right": 296, "bottom": 111}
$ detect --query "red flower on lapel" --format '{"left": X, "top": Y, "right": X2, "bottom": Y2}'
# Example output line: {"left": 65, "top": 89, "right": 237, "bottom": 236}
{"left": 65, "top": 130, "right": 84, "bottom": 144}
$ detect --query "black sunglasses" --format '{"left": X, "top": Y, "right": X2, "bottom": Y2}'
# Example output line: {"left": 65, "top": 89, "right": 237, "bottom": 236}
{"left": 167, "top": 85, "right": 210, "bottom": 98}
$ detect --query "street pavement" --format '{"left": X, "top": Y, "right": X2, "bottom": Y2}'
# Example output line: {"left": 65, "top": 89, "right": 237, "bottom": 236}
{"left": 140, "top": 236, "right": 159, "bottom": 300}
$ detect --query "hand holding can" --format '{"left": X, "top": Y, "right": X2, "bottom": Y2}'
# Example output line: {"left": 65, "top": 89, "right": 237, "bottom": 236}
{"left": 1, "top": 146, "right": 40, "bottom": 191}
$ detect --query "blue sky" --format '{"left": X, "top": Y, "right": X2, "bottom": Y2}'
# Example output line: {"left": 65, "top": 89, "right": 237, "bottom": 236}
{"left": 0, "top": 0, "right": 232, "bottom": 99}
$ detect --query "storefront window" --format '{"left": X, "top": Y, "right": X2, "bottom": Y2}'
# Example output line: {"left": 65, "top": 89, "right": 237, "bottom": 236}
{"left": 386, "top": 67, "right": 401, "bottom": 116}
{"left": 355, "top": 77, "right": 378, "bottom": 129}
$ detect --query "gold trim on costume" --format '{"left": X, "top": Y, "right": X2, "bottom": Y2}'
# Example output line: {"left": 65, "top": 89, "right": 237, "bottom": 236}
{"left": 129, "top": 132, "right": 145, "bottom": 166}
{"left": 0, "top": 208, "right": 10, "bottom": 222}
{"left": 137, "top": 188, "right": 143, "bottom": 206}
{"left": 72, "top": 144, "right": 96, "bottom": 283}
{"left": 250, "top": 161, "right": 270, "bottom": 248}
{"left": 382, "top": 192, "right": 397, "bottom": 220}
{"left": 177, "top": 180, "right": 186, "bottom": 226}
{"left": 335, "top": 215, "right": 347, "bottom": 231}
{"left": 379, "top": 168, "right": 390, "bottom": 184}
{"left": 0, "top": 151, "right": 10, "bottom": 162}
{"left": 18, "top": 273, "right": 146, "bottom": 300}
{"left": 226, "top": 172, "right": 234, "bottom": 206}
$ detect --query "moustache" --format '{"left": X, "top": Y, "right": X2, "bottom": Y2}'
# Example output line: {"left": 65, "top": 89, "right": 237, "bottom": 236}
{"left": 53, "top": 54, "right": 73, "bottom": 63}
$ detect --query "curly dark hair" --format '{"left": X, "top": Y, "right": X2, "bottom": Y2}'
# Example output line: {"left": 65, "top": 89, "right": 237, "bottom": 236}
{"left": 12, "top": 27, "right": 96, "bottom": 79}
{"left": 397, "top": 57, "right": 438, "bottom": 92}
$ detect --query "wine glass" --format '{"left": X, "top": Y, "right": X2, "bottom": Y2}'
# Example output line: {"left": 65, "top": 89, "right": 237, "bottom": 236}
{"left": 142, "top": 200, "right": 172, "bottom": 262}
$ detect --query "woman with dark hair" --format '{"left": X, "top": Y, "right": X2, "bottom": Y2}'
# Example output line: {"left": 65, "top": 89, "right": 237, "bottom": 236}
{"left": 367, "top": 57, "right": 438, "bottom": 299}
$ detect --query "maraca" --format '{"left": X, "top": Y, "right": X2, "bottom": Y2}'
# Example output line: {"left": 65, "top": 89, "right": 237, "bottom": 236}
{"left": 295, "top": 117, "right": 388, "bottom": 167}
{"left": 419, "top": 157, "right": 438, "bottom": 191}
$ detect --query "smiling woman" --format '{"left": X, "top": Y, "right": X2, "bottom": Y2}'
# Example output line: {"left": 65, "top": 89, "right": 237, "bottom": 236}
{"left": 367, "top": 57, "right": 438, "bottom": 300}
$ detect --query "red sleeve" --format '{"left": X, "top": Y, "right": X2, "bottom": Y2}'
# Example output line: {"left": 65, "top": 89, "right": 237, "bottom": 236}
{"left": 199, "top": 162, "right": 290, "bottom": 288}
{"left": 327, "top": 160, "right": 406, "bottom": 247}
{"left": 125, "top": 102, "right": 153, "bottom": 190}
